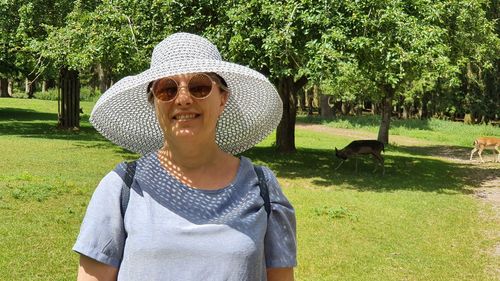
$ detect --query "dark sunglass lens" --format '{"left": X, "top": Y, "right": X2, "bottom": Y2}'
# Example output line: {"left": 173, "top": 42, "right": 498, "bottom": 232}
{"left": 189, "top": 74, "right": 213, "bottom": 98}
{"left": 154, "top": 78, "right": 178, "bottom": 101}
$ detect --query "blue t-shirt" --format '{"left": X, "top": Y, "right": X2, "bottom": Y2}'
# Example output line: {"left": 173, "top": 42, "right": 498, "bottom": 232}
{"left": 73, "top": 153, "right": 296, "bottom": 281}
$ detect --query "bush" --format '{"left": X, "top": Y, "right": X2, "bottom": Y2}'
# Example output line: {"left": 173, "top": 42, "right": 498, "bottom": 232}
{"left": 32, "top": 87, "right": 101, "bottom": 102}
{"left": 33, "top": 89, "right": 59, "bottom": 100}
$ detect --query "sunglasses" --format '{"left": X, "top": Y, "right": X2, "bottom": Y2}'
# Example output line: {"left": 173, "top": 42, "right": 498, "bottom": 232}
{"left": 151, "top": 73, "right": 216, "bottom": 102}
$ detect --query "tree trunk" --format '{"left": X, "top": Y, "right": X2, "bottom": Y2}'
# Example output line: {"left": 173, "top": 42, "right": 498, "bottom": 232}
{"left": 25, "top": 77, "right": 36, "bottom": 99}
{"left": 97, "top": 64, "right": 110, "bottom": 94}
{"left": 275, "top": 76, "right": 307, "bottom": 153}
{"left": 377, "top": 86, "right": 394, "bottom": 144}
{"left": 464, "top": 113, "right": 475, "bottom": 124}
{"left": 341, "top": 102, "right": 350, "bottom": 115}
{"left": 428, "top": 92, "right": 435, "bottom": 118}
{"left": 333, "top": 101, "right": 342, "bottom": 116}
{"left": 307, "top": 88, "right": 314, "bottom": 115}
{"left": 371, "top": 102, "right": 379, "bottom": 115}
{"left": 395, "top": 96, "right": 402, "bottom": 118}
{"left": 47, "top": 79, "right": 56, "bottom": 89}
{"left": 7, "top": 80, "right": 13, "bottom": 96}
{"left": 402, "top": 103, "right": 410, "bottom": 119}
{"left": 90, "top": 71, "right": 98, "bottom": 95}
{"left": 317, "top": 85, "right": 333, "bottom": 118}
{"left": 58, "top": 67, "right": 80, "bottom": 129}
{"left": 408, "top": 99, "right": 417, "bottom": 118}
{"left": 276, "top": 77, "right": 296, "bottom": 153}
{"left": 298, "top": 88, "right": 306, "bottom": 112}
{"left": 352, "top": 101, "right": 363, "bottom": 116}
{"left": 319, "top": 95, "right": 333, "bottom": 118}
{"left": 0, "top": 78, "right": 9, "bottom": 97}
{"left": 420, "top": 92, "right": 431, "bottom": 119}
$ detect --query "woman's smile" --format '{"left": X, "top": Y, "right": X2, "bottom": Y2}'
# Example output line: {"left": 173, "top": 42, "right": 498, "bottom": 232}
{"left": 172, "top": 113, "right": 201, "bottom": 121}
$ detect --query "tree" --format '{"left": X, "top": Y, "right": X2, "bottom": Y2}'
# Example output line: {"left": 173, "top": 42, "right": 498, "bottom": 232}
{"left": 0, "top": 1, "right": 20, "bottom": 97}
{"left": 319, "top": 61, "right": 378, "bottom": 117}
{"left": 337, "top": 0, "right": 451, "bottom": 143}
{"left": 439, "top": 0, "right": 500, "bottom": 122}
{"left": 42, "top": 0, "right": 143, "bottom": 128}
{"left": 212, "top": 0, "right": 349, "bottom": 152}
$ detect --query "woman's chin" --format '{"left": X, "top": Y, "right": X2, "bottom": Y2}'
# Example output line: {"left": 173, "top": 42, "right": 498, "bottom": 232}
{"left": 172, "top": 129, "right": 197, "bottom": 137}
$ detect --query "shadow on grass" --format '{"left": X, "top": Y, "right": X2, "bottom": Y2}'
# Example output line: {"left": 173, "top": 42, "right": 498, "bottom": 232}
{"left": 0, "top": 107, "right": 57, "bottom": 121}
{"left": 0, "top": 120, "right": 106, "bottom": 141}
{"left": 0, "top": 107, "right": 103, "bottom": 142}
{"left": 0, "top": 107, "right": 138, "bottom": 159}
{"left": 242, "top": 146, "right": 497, "bottom": 193}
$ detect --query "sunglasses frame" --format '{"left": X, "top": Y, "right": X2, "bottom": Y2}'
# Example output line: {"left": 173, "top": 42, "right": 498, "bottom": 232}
{"left": 151, "top": 73, "right": 217, "bottom": 102}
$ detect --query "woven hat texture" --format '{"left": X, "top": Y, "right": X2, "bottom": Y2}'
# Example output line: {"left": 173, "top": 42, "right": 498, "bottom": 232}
{"left": 90, "top": 32, "right": 283, "bottom": 155}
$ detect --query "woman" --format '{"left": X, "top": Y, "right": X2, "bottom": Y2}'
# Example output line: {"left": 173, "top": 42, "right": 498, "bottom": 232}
{"left": 74, "top": 33, "right": 296, "bottom": 281}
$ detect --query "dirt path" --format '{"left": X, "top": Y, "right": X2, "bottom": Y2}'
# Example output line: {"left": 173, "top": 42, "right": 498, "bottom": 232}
{"left": 297, "top": 123, "right": 500, "bottom": 276}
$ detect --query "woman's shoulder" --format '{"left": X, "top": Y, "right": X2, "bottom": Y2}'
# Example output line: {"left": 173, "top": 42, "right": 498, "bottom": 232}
{"left": 113, "top": 151, "right": 157, "bottom": 175}
{"left": 240, "top": 156, "right": 276, "bottom": 178}
{"left": 94, "top": 153, "right": 153, "bottom": 192}
{"left": 238, "top": 156, "right": 281, "bottom": 194}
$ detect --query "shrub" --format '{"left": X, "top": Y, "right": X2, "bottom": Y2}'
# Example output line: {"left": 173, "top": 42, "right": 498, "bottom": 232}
{"left": 32, "top": 87, "right": 101, "bottom": 102}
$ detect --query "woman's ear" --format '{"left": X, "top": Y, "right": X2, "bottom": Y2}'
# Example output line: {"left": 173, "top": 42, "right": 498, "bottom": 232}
{"left": 220, "top": 91, "right": 228, "bottom": 106}
{"left": 218, "top": 91, "right": 229, "bottom": 115}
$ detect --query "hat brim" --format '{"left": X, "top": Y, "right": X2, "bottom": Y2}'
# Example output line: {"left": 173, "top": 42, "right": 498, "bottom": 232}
{"left": 90, "top": 59, "right": 283, "bottom": 155}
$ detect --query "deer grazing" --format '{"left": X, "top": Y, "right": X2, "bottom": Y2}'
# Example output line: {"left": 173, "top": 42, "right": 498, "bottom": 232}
{"left": 470, "top": 137, "right": 500, "bottom": 163}
{"left": 335, "top": 140, "right": 385, "bottom": 175}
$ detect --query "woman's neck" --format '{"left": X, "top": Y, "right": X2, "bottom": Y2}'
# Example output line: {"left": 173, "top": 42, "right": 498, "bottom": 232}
{"left": 157, "top": 141, "right": 238, "bottom": 189}
{"left": 158, "top": 140, "right": 223, "bottom": 170}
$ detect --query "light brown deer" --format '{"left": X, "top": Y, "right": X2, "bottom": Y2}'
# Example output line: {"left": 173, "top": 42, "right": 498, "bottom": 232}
{"left": 470, "top": 137, "right": 500, "bottom": 163}
{"left": 335, "top": 140, "right": 385, "bottom": 175}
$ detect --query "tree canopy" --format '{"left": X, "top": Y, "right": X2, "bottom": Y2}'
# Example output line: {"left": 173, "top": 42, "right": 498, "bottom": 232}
{"left": 1, "top": 0, "right": 498, "bottom": 150}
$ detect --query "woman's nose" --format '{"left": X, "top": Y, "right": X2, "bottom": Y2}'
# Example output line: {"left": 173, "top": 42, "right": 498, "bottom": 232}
{"left": 175, "top": 85, "right": 193, "bottom": 105}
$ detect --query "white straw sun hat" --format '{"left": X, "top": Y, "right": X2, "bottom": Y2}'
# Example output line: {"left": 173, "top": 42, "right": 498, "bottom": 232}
{"left": 90, "top": 32, "right": 283, "bottom": 155}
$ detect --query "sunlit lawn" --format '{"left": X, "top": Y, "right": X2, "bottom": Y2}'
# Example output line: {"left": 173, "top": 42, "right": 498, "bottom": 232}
{"left": 0, "top": 98, "right": 499, "bottom": 280}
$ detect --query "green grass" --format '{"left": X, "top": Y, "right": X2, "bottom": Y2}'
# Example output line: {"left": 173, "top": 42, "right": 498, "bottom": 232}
{"left": 1, "top": 98, "right": 499, "bottom": 280}
{"left": 298, "top": 114, "right": 500, "bottom": 147}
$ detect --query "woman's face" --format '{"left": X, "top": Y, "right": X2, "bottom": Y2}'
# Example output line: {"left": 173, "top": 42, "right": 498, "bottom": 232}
{"left": 152, "top": 73, "right": 228, "bottom": 145}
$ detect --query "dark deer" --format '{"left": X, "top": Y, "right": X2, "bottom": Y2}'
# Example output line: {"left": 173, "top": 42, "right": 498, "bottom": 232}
{"left": 335, "top": 140, "right": 385, "bottom": 175}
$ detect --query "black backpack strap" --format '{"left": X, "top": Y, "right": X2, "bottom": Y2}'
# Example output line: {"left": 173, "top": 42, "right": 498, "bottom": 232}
{"left": 254, "top": 165, "right": 271, "bottom": 218}
{"left": 120, "top": 161, "right": 137, "bottom": 218}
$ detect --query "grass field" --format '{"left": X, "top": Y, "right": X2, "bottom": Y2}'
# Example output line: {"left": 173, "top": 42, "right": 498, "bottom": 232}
{"left": 0, "top": 98, "right": 499, "bottom": 280}
{"left": 298, "top": 114, "right": 500, "bottom": 147}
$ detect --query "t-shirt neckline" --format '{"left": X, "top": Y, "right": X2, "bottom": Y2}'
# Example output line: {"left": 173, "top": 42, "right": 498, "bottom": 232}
{"left": 151, "top": 152, "right": 247, "bottom": 194}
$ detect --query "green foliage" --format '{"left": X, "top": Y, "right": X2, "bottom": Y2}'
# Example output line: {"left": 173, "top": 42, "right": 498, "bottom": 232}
{"left": 42, "top": 0, "right": 142, "bottom": 75}
{"left": 343, "top": 0, "right": 450, "bottom": 90}
{"left": 319, "top": 61, "right": 378, "bottom": 102}
{"left": 0, "top": 0, "right": 73, "bottom": 79}
{"left": 212, "top": 0, "right": 343, "bottom": 83}
{"left": 1, "top": 0, "right": 499, "bottom": 149}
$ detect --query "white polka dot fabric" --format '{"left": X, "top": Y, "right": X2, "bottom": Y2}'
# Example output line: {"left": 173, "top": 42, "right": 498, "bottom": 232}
{"left": 90, "top": 33, "right": 283, "bottom": 155}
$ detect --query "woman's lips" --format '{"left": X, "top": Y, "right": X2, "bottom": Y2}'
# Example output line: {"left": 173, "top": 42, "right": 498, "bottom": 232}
{"left": 173, "top": 113, "right": 200, "bottom": 120}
